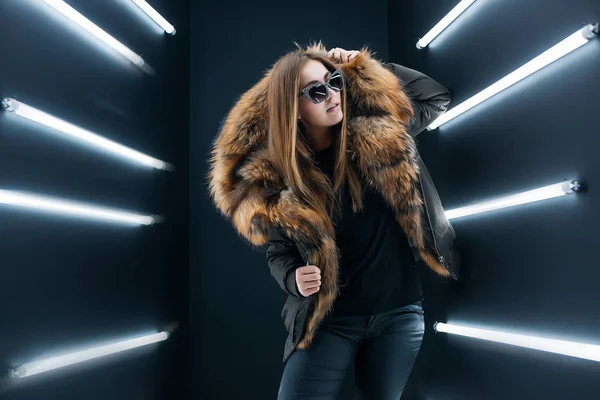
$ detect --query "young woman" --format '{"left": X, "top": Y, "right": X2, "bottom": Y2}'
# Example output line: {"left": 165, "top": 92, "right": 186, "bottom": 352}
{"left": 209, "top": 42, "right": 461, "bottom": 399}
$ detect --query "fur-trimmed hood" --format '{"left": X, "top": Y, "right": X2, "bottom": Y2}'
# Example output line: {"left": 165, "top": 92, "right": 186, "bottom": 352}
{"left": 208, "top": 43, "right": 450, "bottom": 351}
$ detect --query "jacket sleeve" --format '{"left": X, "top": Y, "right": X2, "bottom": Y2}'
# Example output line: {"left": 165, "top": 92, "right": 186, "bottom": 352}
{"left": 384, "top": 62, "right": 451, "bottom": 138}
{"left": 265, "top": 227, "right": 306, "bottom": 298}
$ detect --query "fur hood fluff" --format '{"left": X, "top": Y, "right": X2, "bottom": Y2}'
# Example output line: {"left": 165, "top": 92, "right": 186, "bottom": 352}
{"left": 208, "top": 43, "right": 450, "bottom": 351}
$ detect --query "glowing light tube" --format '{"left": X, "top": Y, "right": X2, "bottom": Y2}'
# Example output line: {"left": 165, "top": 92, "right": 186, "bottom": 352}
{"left": 2, "top": 98, "right": 170, "bottom": 170}
{"left": 428, "top": 23, "right": 599, "bottom": 130}
{"left": 434, "top": 322, "right": 600, "bottom": 363}
{"left": 445, "top": 180, "right": 582, "bottom": 220}
{"left": 10, "top": 332, "right": 169, "bottom": 378}
{"left": 131, "top": 0, "right": 176, "bottom": 35}
{"left": 0, "top": 190, "right": 157, "bottom": 225}
{"left": 41, "top": 0, "right": 145, "bottom": 66}
{"left": 416, "top": 0, "right": 476, "bottom": 49}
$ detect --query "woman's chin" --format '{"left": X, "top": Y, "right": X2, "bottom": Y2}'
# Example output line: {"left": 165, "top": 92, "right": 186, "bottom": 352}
{"left": 327, "top": 112, "right": 343, "bottom": 125}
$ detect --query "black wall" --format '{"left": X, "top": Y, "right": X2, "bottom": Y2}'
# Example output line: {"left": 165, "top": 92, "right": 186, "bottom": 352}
{"left": 189, "top": 0, "right": 388, "bottom": 398}
{"left": 389, "top": 1, "right": 600, "bottom": 399}
{"left": 0, "top": 0, "right": 188, "bottom": 399}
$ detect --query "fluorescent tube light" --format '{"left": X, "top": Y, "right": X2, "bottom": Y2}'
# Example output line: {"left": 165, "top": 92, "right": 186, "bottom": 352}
{"left": 10, "top": 332, "right": 169, "bottom": 378}
{"left": 2, "top": 98, "right": 170, "bottom": 171}
{"left": 417, "top": 0, "right": 476, "bottom": 49}
{"left": 428, "top": 23, "right": 599, "bottom": 130}
{"left": 131, "top": 0, "right": 176, "bottom": 35}
{"left": 0, "top": 189, "right": 157, "bottom": 225}
{"left": 41, "top": 0, "right": 146, "bottom": 66}
{"left": 445, "top": 180, "right": 583, "bottom": 220}
{"left": 435, "top": 322, "right": 600, "bottom": 363}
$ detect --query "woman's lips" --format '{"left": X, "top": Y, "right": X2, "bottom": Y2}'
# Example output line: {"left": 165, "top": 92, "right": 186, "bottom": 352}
{"left": 327, "top": 104, "right": 339, "bottom": 112}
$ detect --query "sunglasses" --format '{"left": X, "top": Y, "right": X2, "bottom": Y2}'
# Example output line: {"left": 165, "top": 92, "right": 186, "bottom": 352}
{"left": 299, "top": 69, "right": 345, "bottom": 104}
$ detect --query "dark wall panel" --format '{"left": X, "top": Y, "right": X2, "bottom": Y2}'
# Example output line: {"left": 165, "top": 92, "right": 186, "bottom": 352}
{"left": 0, "top": 0, "right": 189, "bottom": 398}
{"left": 389, "top": 1, "right": 600, "bottom": 399}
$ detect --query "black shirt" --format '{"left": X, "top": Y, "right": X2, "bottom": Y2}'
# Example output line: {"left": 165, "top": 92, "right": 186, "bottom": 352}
{"left": 314, "top": 144, "right": 423, "bottom": 316}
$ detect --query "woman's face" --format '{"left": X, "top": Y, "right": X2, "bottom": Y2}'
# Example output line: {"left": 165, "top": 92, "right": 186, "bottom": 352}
{"left": 297, "top": 60, "right": 343, "bottom": 130}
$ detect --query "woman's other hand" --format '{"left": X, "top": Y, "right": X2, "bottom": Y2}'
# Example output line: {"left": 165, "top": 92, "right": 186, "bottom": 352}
{"left": 296, "top": 265, "right": 321, "bottom": 297}
{"left": 327, "top": 47, "right": 360, "bottom": 63}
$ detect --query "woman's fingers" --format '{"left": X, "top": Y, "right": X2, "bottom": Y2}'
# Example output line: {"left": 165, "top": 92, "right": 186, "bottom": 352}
{"left": 327, "top": 48, "right": 359, "bottom": 63}
{"left": 303, "top": 278, "right": 321, "bottom": 288}
{"left": 305, "top": 280, "right": 321, "bottom": 289}
{"left": 298, "top": 265, "right": 320, "bottom": 274}
{"left": 309, "top": 286, "right": 321, "bottom": 294}
{"left": 303, "top": 273, "right": 320, "bottom": 282}
{"left": 304, "top": 287, "right": 320, "bottom": 296}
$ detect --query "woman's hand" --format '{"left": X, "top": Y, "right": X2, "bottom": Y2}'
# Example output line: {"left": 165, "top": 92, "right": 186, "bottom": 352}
{"left": 296, "top": 265, "right": 321, "bottom": 297}
{"left": 327, "top": 47, "right": 360, "bottom": 63}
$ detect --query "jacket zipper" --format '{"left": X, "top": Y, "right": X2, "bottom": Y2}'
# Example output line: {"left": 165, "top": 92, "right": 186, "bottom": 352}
{"left": 417, "top": 176, "right": 449, "bottom": 272}
{"left": 289, "top": 295, "right": 313, "bottom": 361}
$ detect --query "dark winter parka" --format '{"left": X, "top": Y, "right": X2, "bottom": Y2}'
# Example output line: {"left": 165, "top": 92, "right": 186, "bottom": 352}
{"left": 208, "top": 44, "right": 461, "bottom": 363}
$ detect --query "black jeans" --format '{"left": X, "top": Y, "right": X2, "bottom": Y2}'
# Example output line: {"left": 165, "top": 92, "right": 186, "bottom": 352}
{"left": 278, "top": 300, "right": 425, "bottom": 400}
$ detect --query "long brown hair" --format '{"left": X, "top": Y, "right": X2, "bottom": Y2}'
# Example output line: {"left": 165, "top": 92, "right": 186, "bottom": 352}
{"left": 266, "top": 42, "right": 363, "bottom": 219}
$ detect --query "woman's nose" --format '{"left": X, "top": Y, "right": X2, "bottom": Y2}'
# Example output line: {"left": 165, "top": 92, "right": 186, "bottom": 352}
{"left": 326, "top": 86, "right": 334, "bottom": 100}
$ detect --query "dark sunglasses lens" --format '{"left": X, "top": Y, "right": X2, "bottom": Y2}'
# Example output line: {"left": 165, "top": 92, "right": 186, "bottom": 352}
{"left": 308, "top": 84, "right": 327, "bottom": 103}
{"left": 329, "top": 74, "right": 343, "bottom": 91}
